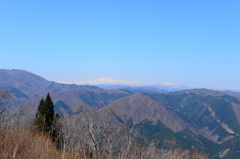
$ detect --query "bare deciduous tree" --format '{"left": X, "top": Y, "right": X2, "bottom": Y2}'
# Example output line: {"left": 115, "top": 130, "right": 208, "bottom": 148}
{"left": 0, "top": 90, "right": 12, "bottom": 115}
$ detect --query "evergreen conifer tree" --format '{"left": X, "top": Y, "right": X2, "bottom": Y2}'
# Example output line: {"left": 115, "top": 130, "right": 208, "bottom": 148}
{"left": 35, "top": 93, "right": 62, "bottom": 149}
{"left": 44, "top": 93, "right": 54, "bottom": 132}
{"left": 35, "top": 98, "right": 48, "bottom": 133}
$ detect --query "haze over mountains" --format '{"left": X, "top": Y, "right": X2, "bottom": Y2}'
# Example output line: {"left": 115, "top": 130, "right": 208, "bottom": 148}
{"left": 57, "top": 76, "right": 240, "bottom": 94}
{"left": 1, "top": 69, "right": 240, "bottom": 158}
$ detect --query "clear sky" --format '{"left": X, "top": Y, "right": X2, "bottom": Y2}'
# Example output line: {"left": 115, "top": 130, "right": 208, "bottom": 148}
{"left": 1, "top": 0, "right": 239, "bottom": 89}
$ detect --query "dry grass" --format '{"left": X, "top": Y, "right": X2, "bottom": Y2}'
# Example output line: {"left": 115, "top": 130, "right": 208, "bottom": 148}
{"left": 0, "top": 125, "right": 65, "bottom": 159}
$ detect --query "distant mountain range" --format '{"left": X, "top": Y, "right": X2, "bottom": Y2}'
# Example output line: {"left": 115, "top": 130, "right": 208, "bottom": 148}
{"left": 1, "top": 69, "right": 240, "bottom": 158}
{"left": 57, "top": 76, "right": 240, "bottom": 93}
{"left": 95, "top": 84, "right": 186, "bottom": 93}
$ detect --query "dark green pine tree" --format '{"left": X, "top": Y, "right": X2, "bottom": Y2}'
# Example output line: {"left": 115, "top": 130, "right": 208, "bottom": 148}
{"left": 44, "top": 93, "right": 54, "bottom": 132}
{"left": 35, "top": 97, "right": 48, "bottom": 133}
{"left": 35, "top": 93, "right": 62, "bottom": 149}
{"left": 35, "top": 93, "right": 54, "bottom": 134}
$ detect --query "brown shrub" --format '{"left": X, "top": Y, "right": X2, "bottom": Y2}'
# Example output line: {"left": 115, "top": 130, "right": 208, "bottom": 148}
{"left": 0, "top": 126, "right": 62, "bottom": 159}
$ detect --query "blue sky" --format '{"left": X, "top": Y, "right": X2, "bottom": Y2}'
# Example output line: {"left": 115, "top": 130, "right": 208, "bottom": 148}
{"left": 1, "top": 0, "right": 239, "bottom": 89}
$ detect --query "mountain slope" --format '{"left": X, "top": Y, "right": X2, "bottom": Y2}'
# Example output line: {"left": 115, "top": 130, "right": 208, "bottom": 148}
{"left": 98, "top": 93, "right": 216, "bottom": 153}
{"left": 0, "top": 69, "right": 81, "bottom": 99}
{"left": 0, "top": 69, "right": 51, "bottom": 98}
{"left": 101, "top": 93, "right": 188, "bottom": 132}
{"left": 143, "top": 89, "right": 240, "bottom": 142}
{"left": 142, "top": 89, "right": 240, "bottom": 158}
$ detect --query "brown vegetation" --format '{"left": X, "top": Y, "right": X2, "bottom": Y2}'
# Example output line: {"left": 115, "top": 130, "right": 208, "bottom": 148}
{"left": 0, "top": 126, "right": 61, "bottom": 159}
